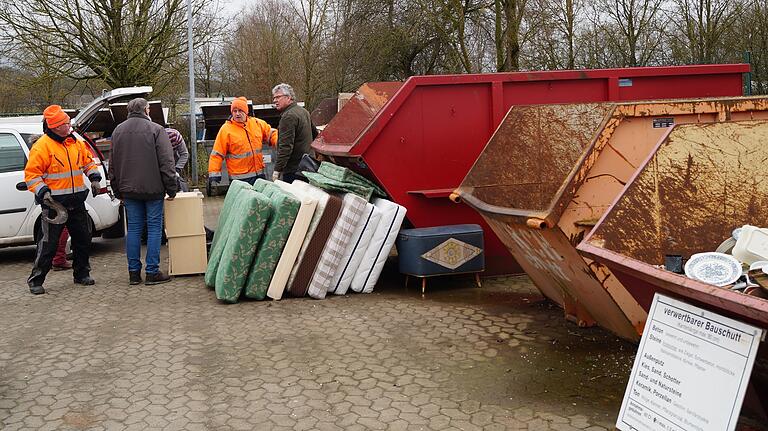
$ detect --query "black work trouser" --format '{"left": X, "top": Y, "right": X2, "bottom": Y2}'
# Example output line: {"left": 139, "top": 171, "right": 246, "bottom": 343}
{"left": 28, "top": 204, "right": 92, "bottom": 287}
{"left": 240, "top": 173, "right": 266, "bottom": 186}
{"left": 282, "top": 172, "right": 307, "bottom": 184}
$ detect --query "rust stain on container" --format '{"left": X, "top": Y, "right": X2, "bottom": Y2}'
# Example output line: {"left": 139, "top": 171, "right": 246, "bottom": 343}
{"left": 456, "top": 96, "right": 768, "bottom": 341}
{"left": 577, "top": 120, "right": 768, "bottom": 414}
{"left": 312, "top": 82, "right": 403, "bottom": 156}
{"left": 587, "top": 120, "right": 768, "bottom": 270}
{"left": 463, "top": 103, "right": 613, "bottom": 215}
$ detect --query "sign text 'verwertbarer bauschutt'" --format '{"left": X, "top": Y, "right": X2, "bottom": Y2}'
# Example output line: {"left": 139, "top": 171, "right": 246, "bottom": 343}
{"left": 616, "top": 294, "right": 762, "bottom": 431}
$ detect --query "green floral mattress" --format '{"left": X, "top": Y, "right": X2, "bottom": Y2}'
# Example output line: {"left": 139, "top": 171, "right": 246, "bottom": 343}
{"left": 303, "top": 171, "right": 375, "bottom": 202}
{"left": 243, "top": 185, "right": 301, "bottom": 300}
{"left": 214, "top": 189, "right": 272, "bottom": 303}
{"left": 205, "top": 180, "right": 252, "bottom": 288}
{"left": 317, "top": 162, "right": 387, "bottom": 198}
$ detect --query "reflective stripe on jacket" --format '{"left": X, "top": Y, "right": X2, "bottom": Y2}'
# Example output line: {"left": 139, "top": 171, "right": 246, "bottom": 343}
{"left": 25, "top": 134, "right": 100, "bottom": 196}
{"left": 208, "top": 117, "right": 277, "bottom": 178}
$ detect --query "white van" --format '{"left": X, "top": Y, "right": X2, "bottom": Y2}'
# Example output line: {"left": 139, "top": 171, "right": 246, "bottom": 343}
{"left": 0, "top": 86, "right": 153, "bottom": 247}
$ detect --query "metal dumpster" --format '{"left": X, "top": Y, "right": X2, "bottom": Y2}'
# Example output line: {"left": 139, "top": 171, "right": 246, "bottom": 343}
{"left": 312, "top": 65, "right": 749, "bottom": 275}
{"left": 576, "top": 120, "right": 768, "bottom": 415}
{"left": 454, "top": 96, "right": 768, "bottom": 341}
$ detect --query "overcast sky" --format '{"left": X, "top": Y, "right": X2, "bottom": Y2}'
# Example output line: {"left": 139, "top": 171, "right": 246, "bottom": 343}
{"left": 215, "top": 0, "right": 252, "bottom": 19}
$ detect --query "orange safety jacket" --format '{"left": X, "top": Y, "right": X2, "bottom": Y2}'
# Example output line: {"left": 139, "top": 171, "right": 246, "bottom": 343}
{"left": 208, "top": 117, "right": 277, "bottom": 180}
{"left": 25, "top": 134, "right": 100, "bottom": 196}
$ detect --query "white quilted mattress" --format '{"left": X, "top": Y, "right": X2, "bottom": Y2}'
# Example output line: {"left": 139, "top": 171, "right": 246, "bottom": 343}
{"left": 350, "top": 198, "right": 407, "bottom": 294}
{"left": 330, "top": 203, "right": 381, "bottom": 295}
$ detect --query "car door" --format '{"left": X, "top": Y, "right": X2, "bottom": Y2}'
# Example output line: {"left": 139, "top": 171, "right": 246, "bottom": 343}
{"left": 0, "top": 130, "right": 34, "bottom": 238}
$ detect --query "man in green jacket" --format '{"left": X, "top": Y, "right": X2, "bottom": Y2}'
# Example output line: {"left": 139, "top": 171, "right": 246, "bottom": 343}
{"left": 271, "top": 83, "right": 318, "bottom": 183}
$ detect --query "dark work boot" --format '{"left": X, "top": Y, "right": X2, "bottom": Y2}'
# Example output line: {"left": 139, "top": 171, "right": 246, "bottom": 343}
{"left": 129, "top": 271, "right": 142, "bottom": 285}
{"left": 74, "top": 276, "right": 96, "bottom": 286}
{"left": 29, "top": 285, "right": 46, "bottom": 295}
{"left": 53, "top": 261, "right": 73, "bottom": 271}
{"left": 145, "top": 271, "right": 171, "bottom": 285}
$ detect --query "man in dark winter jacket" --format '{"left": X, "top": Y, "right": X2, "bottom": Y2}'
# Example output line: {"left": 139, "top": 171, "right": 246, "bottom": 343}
{"left": 271, "top": 83, "right": 318, "bottom": 183}
{"left": 109, "top": 98, "right": 177, "bottom": 286}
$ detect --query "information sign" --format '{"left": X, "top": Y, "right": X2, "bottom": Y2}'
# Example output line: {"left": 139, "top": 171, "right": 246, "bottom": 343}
{"left": 616, "top": 294, "right": 763, "bottom": 431}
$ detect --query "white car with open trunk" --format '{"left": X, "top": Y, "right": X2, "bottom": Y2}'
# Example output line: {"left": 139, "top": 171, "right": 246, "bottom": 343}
{"left": 0, "top": 86, "right": 154, "bottom": 247}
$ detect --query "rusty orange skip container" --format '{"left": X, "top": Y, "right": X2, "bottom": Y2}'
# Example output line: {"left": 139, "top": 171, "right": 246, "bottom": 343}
{"left": 576, "top": 120, "right": 768, "bottom": 415}
{"left": 454, "top": 97, "right": 768, "bottom": 341}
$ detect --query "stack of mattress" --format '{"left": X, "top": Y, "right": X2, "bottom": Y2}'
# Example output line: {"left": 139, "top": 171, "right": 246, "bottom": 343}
{"left": 204, "top": 174, "right": 407, "bottom": 302}
{"left": 293, "top": 163, "right": 407, "bottom": 296}
{"left": 204, "top": 179, "right": 302, "bottom": 303}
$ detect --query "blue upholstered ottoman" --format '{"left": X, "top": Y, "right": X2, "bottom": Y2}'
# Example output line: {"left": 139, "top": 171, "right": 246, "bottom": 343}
{"left": 396, "top": 224, "right": 485, "bottom": 293}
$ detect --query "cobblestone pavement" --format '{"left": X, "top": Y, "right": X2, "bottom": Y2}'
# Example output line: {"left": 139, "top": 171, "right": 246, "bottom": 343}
{"left": 0, "top": 199, "right": 637, "bottom": 430}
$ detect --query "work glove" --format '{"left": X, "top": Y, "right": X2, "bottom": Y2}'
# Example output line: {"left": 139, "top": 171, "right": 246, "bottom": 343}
{"left": 42, "top": 191, "right": 56, "bottom": 207}
{"left": 34, "top": 185, "right": 50, "bottom": 205}
{"left": 90, "top": 180, "right": 101, "bottom": 197}
{"left": 208, "top": 174, "right": 221, "bottom": 185}
{"left": 272, "top": 171, "right": 281, "bottom": 182}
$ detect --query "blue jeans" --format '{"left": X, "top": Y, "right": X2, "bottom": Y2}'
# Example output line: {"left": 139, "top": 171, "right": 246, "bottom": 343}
{"left": 124, "top": 199, "right": 164, "bottom": 274}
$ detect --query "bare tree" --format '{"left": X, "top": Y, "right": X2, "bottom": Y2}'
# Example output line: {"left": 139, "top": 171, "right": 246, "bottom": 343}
{"left": 494, "top": 0, "right": 532, "bottom": 71}
{"left": 322, "top": 0, "right": 368, "bottom": 93}
{"left": 588, "top": 0, "right": 667, "bottom": 67}
{"left": 573, "top": 23, "right": 625, "bottom": 67}
{"left": 0, "top": 0, "right": 216, "bottom": 89}
{"left": 289, "top": 0, "right": 332, "bottom": 108}
{"left": 220, "top": 0, "right": 300, "bottom": 102}
{"left": 734, "top": 0, "right": 768, "bottom": 93}
{"left": 373, "top": 1, "right": 452, "bottom": 77}
{"left": 668, "top": 0, "right": 744, "bottom": 64}
{"left": 416, "top": 0, "right": 488, "bottom": 73}
{"left": 522, "top": 0, "right": 586, "bottom": 69}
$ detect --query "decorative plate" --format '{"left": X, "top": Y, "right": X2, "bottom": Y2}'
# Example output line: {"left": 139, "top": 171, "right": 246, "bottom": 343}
{"left": 684, "top": 252, "right": 742, "bottom": 287}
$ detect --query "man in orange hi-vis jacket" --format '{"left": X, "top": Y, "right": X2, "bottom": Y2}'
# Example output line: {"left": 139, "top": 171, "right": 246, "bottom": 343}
{"left": 207, "top": 96, "right": 277, "bottom": 187}
{"left": 25, "top": 105, "right": 102, "bottom": 295}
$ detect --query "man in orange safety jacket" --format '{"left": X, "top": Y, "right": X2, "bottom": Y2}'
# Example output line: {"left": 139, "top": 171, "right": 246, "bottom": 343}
{"left": 24, "top": 105, "right": 102, "bottom": 295}
{"left": 207, "top": 96, "right": 277, "bottom": 187}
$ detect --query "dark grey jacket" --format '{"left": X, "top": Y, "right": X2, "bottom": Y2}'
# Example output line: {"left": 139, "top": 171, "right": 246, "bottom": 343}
{"left": 275, "top": 102, "right": 317, "bottom": 174}
{"left": 109, "top": 113, "right": 178, "bottom": 200}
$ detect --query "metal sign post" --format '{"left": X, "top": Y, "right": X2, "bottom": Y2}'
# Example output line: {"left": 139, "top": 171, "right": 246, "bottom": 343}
{"left": 187, "top": 0, "right": 198, "bottom": 185}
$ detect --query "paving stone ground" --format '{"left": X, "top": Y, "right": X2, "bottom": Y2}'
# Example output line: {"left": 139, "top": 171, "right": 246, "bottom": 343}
{"left": 0, "top": 197, "right": 638, "bottom": 430}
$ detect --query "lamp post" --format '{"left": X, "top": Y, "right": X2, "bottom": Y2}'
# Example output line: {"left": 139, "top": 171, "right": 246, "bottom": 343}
{"left": 187, "top": 0, "right": 198, "bottom": 184}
